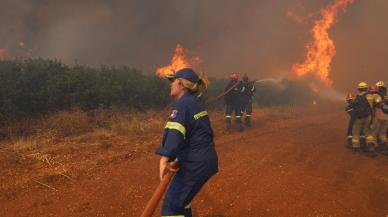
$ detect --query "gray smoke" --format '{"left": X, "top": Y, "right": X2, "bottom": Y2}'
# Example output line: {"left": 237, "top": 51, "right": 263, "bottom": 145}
{"left": 0, "top": 0, "right": 387, "bottom": 92}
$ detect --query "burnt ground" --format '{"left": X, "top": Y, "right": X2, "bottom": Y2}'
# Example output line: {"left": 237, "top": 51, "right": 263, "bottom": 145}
{"left": 1, "top": 105, "right": 388, "bottom": 217}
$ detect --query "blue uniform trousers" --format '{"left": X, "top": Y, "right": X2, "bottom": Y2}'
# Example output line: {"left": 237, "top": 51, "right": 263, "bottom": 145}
{"left": 241, "top": 98, "right": 252, "bottom": 115}
{"left": 162, "top": 167, "right": 213, "bottom": 217}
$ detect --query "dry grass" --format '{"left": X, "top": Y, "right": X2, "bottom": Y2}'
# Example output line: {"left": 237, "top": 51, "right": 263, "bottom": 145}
{"left": 0, "top": 105, "right": 312, "bottom": 192}
{"left": 0, "top": 108, "right": 167, "bottom": 191}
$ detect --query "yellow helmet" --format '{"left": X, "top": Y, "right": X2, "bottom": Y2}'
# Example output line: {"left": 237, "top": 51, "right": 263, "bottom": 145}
{"left": 376, "top": 81, "right": 385, "bottom": 88}
{"left": 358, "top": 82, "right": 368, "bottom": 89}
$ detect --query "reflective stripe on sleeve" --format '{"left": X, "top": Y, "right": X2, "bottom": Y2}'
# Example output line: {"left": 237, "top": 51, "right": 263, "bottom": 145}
{"left": 193, "top": 111, "right": 208, "bottom": 120}
{"left": 165, "top": 122, "right": 186, "bottom": 138}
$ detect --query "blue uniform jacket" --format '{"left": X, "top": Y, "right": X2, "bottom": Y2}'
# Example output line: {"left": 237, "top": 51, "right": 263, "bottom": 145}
{"left": 156, "top": 92, "right": 218, "bottom": 177}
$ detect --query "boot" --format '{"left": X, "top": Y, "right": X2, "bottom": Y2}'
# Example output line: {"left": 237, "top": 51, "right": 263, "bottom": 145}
{"left": 352, "top": 147, "right": 361, "bottom": 155}
{"left": 226, "top": 118, "right": 231, "bottom": 131}
{"left": 384, "top": 143, "right": 388, "bottom": 155}
{"left": 236, "top": 118, "right": 243, "bottom": 132}
{"left": 346, "top": 135, "right": 352, "bottom": 149}
{"left": 245, "top": 116, "right": 251, "bottom": 127}
{"left": 368, "top": 143, "right": 377, "bottom": 158}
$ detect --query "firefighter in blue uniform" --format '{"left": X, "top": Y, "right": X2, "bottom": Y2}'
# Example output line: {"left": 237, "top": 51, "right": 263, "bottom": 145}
{"left": 224, "top": 72, "right": 244, "bottom": 131}
{"left": 156, "top": 68, "right": 218, "bottom": 217}
{"left": 241, "top": 74, "right": 256, "bottom": 127}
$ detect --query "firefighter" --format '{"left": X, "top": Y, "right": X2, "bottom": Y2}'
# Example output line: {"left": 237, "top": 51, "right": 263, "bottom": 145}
{"left": 241, "top": 74, "right": 256, "bottom": 127}
{"left": 224, "top": 72, "right": 244, "bottom": 131}
{"left": 375, "top": 81, "right": 388, "bottom": 154}
{"left": 156, "top": 68, "right": 218, "bottom": 217}
{"left": 365, "top": 84, "right": 383, "bottom": 156}
{"left": 345, "top": 93, "right": 355, "bottom": 147}
{"left": 351, "top": 82, "right": 373, "bottom": 154}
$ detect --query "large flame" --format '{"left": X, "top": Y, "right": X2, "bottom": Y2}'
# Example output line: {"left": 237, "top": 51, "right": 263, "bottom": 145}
{"left": 291, "top": 0, "right": 354, "bottom": 86}
{"left": 156, "top": 44, "right": 200, "bottom": 78}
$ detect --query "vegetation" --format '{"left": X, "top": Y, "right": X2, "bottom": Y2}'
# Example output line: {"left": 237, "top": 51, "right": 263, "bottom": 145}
{"left": 0, "top": 58, "right": 316, "bottom": 126}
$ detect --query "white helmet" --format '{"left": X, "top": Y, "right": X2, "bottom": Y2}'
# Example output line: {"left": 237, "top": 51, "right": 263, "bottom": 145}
{"left": 376, "top": 81, "right": 385, "bottom": 88}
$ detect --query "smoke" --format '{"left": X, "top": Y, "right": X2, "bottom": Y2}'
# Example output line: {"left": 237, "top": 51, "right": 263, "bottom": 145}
{"left": 0, "top": 0, "right": 387, "bottom": 92}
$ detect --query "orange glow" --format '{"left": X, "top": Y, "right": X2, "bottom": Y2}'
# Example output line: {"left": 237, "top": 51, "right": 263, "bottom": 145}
{"left": 286, "top": 4, "right": 314, "bottom": 24}
{"left": 19, "top": 40, "right": 25, "bottom": 48}
{"left": 0, "top": 49, "right": 6, "bottom": 60}
{"left": 313, "top": 100, "right": 318, "bottom": 105}
{"left": 156, "top": 44, "right": 201, "bottom": 78}
{"left": 291, "top": 0, "right": 354, "bottom": 86}
{"left": 309, "top": 83, "right": 319, "bottom": 93}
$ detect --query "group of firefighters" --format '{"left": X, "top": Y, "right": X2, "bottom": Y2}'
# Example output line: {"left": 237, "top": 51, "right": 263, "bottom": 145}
{"left": 224, "top": 72, "right": 256, "bottom": 131}
{"left": 346, "top": 81, "right": 388, "bottom": 157}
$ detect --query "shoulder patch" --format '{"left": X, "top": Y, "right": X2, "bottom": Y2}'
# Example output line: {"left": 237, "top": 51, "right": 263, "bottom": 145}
{"left": 169, "top": 110, "right": 178, "bottom": 119}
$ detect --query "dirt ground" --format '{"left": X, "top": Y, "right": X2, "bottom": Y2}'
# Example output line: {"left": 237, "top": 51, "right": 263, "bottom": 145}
{"left": 1, "top": 104, "right": 388, "bottom": 217}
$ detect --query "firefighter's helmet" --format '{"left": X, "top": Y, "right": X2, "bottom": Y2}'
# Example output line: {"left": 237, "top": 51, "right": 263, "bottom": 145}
{"left": 230, "top": 72, "right": 238, "bottom": 81}
{"left": 357, "top": 82, "right": 368, "bottom": 89}
{"left": 368, "top": 85, "right": 378, "bottom": 93}
{"left": 376, "top": 81, "right": 385, "bottom": 88}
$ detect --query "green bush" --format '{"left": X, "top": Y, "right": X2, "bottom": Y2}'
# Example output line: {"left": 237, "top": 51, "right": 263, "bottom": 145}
{"left": 0, "top": 58, "right": 315, "bottom": 123}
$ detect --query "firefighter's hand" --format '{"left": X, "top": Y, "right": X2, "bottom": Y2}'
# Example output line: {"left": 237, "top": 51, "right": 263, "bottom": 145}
{"left": 159, "top": 157, "right": 179, "bottom": 180}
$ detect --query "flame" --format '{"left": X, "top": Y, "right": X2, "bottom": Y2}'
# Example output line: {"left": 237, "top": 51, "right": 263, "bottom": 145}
{"left": 0, "top": 49, "right": 6, "bottom": 60}
{"left": 156, "top": 44, "right": 200, "bottom": 77}
{"left": 291, "top": 0, "right": 354, "bottom": 86}
{"left": 312, "top": 100, "right": 318, "bottom": 105}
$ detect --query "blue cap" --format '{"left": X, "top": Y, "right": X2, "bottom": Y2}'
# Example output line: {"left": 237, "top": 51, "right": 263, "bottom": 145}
{"left": 168, "top": 68, "right": 199, "bottom": 83}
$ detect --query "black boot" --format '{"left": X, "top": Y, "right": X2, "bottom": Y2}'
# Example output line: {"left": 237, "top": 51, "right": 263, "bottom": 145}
{"left": 368, "top": 144, "right": 377, "bottom": 158}
{"left": 245, "top": 116, "right": 251, "bottom": 127}
{"left": 226, "top": 118, "right": 231, "bottom": 130}
{"left": 346, "top": 135, "right": 352, "bottom": 149}
{"left": 384, "top": 143, "right": 388, "bottom": 155}
{"left": 236, "top": 118, "right": 243, "bottom": 132}
{"left": 352, "top": 147, "right": 361, "bottom": 155}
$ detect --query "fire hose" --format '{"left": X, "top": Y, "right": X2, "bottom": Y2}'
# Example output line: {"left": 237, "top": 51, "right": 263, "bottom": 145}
{"left": 204, "top": 80, "right": 242, "bottom": 105}
{"left": 140, "top": 161, "right": 180, "bottom": 217}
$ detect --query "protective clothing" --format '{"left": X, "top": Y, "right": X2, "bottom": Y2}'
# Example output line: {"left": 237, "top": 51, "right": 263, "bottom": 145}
{"left": 375, "top": 86, "right": 388, "bottom": 152}
{"left": 364, "top": 90, "right": 383, "bottom": 152}
{"left": 345, "top": 94, "right": 355, "bottom": 146}
{"left": 224, "top": 79, "right": 244, "bottom": 131}
{"left": 241, "top": 77, "right": 256, "bottom": 127}
{"left": 156, "top": 69, "right": 218, "bottom": 217}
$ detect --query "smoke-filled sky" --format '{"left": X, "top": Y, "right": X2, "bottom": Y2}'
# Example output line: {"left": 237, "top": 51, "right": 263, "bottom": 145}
{"left": 0, "top": 0, "right": 387, "bottom": 91}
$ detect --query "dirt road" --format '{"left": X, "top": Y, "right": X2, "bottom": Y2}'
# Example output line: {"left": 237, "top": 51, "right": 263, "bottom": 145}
{"left": 2, "top": 105, "right": 388, "bottom": 217}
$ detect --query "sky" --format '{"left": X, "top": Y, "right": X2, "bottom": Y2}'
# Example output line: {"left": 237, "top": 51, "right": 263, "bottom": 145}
{"left": 0, "top": 0, "right": 387, "bottom": 91}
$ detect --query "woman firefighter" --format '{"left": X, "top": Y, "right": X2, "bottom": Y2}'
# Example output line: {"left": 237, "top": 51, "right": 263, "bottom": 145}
{"left": 155, "top": 68, "right": 218, "bottom": 217}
